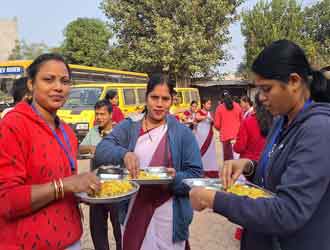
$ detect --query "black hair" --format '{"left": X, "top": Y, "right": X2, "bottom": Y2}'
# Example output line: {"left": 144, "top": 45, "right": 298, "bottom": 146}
{"left": 190, "top": 100, "right": 198, "bottom": 106}
{"left": 27, "top": 53, "right": 71, "bottom": 82}
{"left": 141, "top": 73, "right": 175, "bottom": 114}
{"left": 201, "top": 98, "right": 211, "bottom": 106}
{"left": 146, "top": 73, "right": 175, "bottom": 98}
{"left": 254, "top": 92, "right": 273, "bottom": 137}
{"left": 105, "top": 90, "right": 118, "bottom": 100}
{"left": 94, "top": 99, "right": 113, "bottom": 114}
{"left": 11, "top": 77, "right": 29, "bottom": 104}
{"left": 252, "top": 39, "right": 330, "bottom": 103}
{"left": 241, "top": 95, "right": 253, "bottom": 106}
{"left": 222, "top": 92, "right": 233, "bottom": 110}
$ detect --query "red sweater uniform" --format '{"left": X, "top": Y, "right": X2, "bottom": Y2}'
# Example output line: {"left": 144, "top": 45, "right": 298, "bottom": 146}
{"left": 112, "top": 104, "right": 125, "bottom": 124}
{"left": 0, "top": 102, "right": 82, "bottom": 250}
{"left": 214, "top": 102, "right": 242, "bottom": 142}
{"left": 233, "top": 113, "right": 266, "bottom": 161}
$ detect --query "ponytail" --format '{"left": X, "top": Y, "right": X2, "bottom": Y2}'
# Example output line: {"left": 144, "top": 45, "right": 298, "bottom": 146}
{"left": 310, "top": 70, "right": 330, "bottom": 103}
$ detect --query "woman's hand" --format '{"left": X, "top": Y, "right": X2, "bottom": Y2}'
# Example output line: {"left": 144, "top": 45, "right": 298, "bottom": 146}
{"left": 189, "top": 187, "right": 216, "bottom": 211}
{"left": 167, "top": 168, "right": 176, "bottom": 178}
{"left": 63, "top": 172, "right": 101, "bottom": 195}
{"left": 123, "top": 152, "right": 140, "bottom": 179}
{"left": 220, "top": 159, "right": 252, "bottom": 189}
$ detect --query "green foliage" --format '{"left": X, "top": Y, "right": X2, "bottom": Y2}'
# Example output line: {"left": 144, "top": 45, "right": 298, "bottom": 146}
{"left": 303, "top": 0, "right": 330, "bottom": 67}
{"left": 240, "top": 0, "right": 330, "bottom": 75}
{"left": 9, "top": 40, "right": 49, "bottom": 60}
{"left": 61, "top": 18, "right": 113, "bottom": 67}
{"left": 101, "top": 0, "right": 243, "bottom": 85}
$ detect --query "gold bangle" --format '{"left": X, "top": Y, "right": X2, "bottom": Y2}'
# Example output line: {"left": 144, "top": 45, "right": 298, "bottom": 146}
{"left": 53, "top": 180, "right": 59, "bottom": 200}
{"left": 58, "top": 178, "right": 65, "bottom": 199}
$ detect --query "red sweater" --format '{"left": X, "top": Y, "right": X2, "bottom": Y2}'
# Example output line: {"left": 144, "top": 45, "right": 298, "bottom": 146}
{"left": 0, "top": 102, "right": 82, "bottom": 250}
{"left": 214, "top": 102, "right": 242, "bottom": 142}
{"left": 112, "top": 104, "right": 125, "bottom": 124}
{"left": 233, "top": 113, "right": 266, "bottom": 161}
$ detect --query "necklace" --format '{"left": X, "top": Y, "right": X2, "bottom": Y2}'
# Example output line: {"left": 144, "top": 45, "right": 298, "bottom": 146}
{"left": 144, "top": 117, "right": 153, "bottom": 141}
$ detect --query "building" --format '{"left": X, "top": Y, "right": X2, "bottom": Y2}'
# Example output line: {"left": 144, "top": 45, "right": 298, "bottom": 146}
{"left": 192, "top": 74, "right": 254, "bottom": 111}
{"left": 0, "top": 18, "right": 19, "bottom": 61}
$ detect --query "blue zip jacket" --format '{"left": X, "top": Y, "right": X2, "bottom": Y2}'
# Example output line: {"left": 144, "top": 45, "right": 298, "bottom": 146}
{"left": 213, "top": 103, "right": 330, "bottom": 250}
{"left": 95, "top": 115, "right": 203, "bottom": 242}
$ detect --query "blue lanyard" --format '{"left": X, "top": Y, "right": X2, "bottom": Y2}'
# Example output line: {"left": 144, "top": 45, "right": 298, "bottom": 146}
{"left": 31, "top": 104, "right": 75, "bottom": 171}
{"left": 259, "top": 99, "right": 312, "bottom": 187}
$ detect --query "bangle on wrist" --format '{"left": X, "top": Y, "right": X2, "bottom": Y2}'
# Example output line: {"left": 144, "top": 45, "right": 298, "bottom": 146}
{"left": 243, "top": 160, "right": 255, "bottom": 177}
{"left": 52, "top": 180, "right": 59, "bottom": 200}
{"left": 58, "top": 178, "right": 65, "bottom": 199}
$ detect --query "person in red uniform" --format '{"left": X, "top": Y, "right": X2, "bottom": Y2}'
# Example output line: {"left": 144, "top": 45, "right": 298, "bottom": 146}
{"left": 234, "top": 92, "right": 273, "bottom": 161}
{"left": 105, "top": 90, "right": 125, "bottom": 126}
{"left": 0, "top": 53, "right": 100, "bottom": 250}
{"left": 214, "top": 92, "right": 242, "bottom": 161}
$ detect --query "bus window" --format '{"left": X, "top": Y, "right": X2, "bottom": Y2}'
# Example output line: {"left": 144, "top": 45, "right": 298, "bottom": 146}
{"left": 64, "top": 87, "right": 103, "bottom": 107}
{"left": 123, "top": 88, "right": 136, "bottom": 105}
{"left": 176, "top": 91, "right": 183, "bottom": 104}
{"left": 191, "top": 90, "right": 200, "bottom": 104}
{"left": 137, "top": 88, "right": 146, "bottom": 105}
{"left": 183, "top": 91, "right": 190, "bottom": 104}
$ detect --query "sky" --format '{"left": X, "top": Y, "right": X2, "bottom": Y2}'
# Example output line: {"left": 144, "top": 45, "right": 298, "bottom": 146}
{"left": 0, "top": 0, "right": 318, "bottom": 74}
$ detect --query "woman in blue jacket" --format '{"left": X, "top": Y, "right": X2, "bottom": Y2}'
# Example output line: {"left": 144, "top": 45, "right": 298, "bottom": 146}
{"left": 95, "top": 73, "right": 203, "bottom": 250}
{"left": 190, "top": 40, "right": 330, "bottom": 250}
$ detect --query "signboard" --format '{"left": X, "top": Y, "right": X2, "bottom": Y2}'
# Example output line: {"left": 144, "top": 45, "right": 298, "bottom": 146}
{"left": 0, "top": 66, "right": 23, "bottom": 75}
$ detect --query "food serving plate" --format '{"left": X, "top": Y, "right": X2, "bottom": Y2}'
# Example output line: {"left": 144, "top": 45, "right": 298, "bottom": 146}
{"left": 78, "top": 153, "right": 94, "bottom": 159}
{"left": 75, "top": 180, "right": 139, "bottom": 204}
{"left": 183, "top": 178, "right": 274, "bottom": 198}
{"left": 95, "top": 165, "right": 173, "bottom": 185}
{"left": 130, "top": 167, "right": 174, "bottom": 185}
{"left": 183, "top": 178, "right": 223, "bottom": 191}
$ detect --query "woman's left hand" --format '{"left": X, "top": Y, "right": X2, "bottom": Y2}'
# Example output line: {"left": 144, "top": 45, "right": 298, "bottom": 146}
{"left": 167, "top": 168, "right": 176, "bottom": 178}
{"left": 189, "top": 187, "right": 216, "bottom": 211}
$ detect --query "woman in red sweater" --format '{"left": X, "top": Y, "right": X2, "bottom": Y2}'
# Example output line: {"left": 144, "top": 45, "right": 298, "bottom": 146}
{"left": 0, "top": 54, "right": 100, "bottom": 250}
{"left": 234, "top": 92, "right": 273, "bottom": 161}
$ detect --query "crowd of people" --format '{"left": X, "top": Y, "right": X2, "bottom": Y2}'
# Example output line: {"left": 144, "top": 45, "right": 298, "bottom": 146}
{"left": 0, "top": 39, "right": 330, "bottom": 250}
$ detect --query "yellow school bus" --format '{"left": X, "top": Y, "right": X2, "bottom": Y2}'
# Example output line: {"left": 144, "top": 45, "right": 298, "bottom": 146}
{"left": 0, "top": 60, "right": 148, "bottom": 113}
{"left": 57, "top": 83, "right": 200, "bottom": 142}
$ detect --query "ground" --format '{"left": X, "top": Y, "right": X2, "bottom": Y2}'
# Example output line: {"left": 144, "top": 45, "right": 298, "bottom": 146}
{"left": 78, "top": 130, "right": 240, "bottom": 250}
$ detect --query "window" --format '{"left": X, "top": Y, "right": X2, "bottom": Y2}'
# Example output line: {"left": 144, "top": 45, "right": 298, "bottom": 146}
{"left": 137, "top": 88, "right": 146, "bottom": 105}
{"left": 183, "top": 91, "right": 191, "bottom": 104}
{"left": 64, "top": 87, "right": 103, "bottom": 107}
{"left": 176, "top": 91, "right": 183, "bottom": 104}
{"left": 191, "top": 90, "right": 199, "bottom": 103}
{"left": 123, "top": 88, "right": 136, "bottom": 105}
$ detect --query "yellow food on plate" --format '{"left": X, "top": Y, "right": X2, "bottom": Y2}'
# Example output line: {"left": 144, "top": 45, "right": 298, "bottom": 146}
{"left": 226, "top": 184, "right": 270, "bottom": 199}
{"left": 94, "top": 180, "right": 134, "bottom": 198}
{"left": 127, "top": 171, "right": 161, "bottom": 180}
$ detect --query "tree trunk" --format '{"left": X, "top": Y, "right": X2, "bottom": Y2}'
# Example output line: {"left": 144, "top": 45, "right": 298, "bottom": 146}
{"left": 175, "top": 73, "right": 191, "bottom": 88}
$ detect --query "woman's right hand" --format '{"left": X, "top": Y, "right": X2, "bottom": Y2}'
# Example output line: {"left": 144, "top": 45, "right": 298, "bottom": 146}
{"left": 123, "top": 152, "right": 140, "bottom": 179}
{"left": 220, "top": 159, "right": 251, "bottom": 189}
{"left": 63, "top": 172, "right": 101, "bottom": 195}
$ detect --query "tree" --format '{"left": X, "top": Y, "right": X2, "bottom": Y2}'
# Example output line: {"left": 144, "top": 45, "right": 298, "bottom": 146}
{"left": 101, "top": 0, "right": 243, "bottom": 87}
{"left": 240, "top": 0, "right": 318, "bottom": 71}
{"left": 61, "top": 18, "right": 113, "bottom": 67}
{"left": 303, "top": 0, "right": 330, "bottom": 67}
{"left": 9, "top": 40, "right": 49, "bottom": 60}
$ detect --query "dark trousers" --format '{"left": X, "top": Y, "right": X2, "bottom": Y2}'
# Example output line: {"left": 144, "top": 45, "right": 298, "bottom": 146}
{"left": 223, "top": 140, "right": 234, "bottom": 161}
{"left": 90, "top": 204, "right": 122, "bottom": 250}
